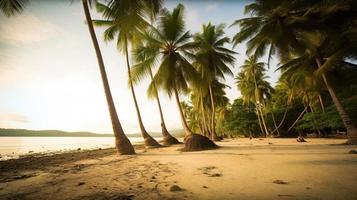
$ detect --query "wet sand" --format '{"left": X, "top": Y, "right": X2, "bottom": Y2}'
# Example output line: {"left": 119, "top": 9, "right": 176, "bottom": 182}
{"left": 0, "top": 138, "right": 356, "bottom": 200}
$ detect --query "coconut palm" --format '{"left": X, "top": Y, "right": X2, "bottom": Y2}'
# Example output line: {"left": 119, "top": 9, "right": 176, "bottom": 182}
{"left": 92, "top": 1, "right": 161, "bottom": 148}
{"left": 131, "top": 44, "right": 180, "bottom": 145}
{"left": 81, "top": 0, "right": 135, "bottom": 155}
{"left": 190, "top": 23, "right": 235, "bottom": 141}
{"left": 135, "top": 4, "right": 217, "bottom": 151}
{"left": 0, "top": 0, "right": 27, "bottom": 17}
{"left": 236, "top": 56, "right": 273, "bottom": 137}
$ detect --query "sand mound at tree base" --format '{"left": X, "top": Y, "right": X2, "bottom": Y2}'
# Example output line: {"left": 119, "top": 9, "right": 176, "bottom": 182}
{"left": 182, "top": 134, "right": 218, "bottom": 152}
{"left": 144, "top": 136, "right": 162, "bottom": 148}
{"left": 162, "top": 135, "right": 181, "bottom": 145}
{"left": 115, "top": 139, "right": 136, "bottom": 155}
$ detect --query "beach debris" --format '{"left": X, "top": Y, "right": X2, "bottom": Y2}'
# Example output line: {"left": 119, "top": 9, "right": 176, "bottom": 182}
{"left": 273, "top": 179, "right": 288, "bottom": 184}
{"left": 297, "top": 137, "right": 306, "bottom": 142}
{"left": 170, "top": 185, "right": 183, "bottom": 192}
{"left": 77, "top": 148, "right": 81, "bottom": 151}
{"left": 306, "top": 187, "right": 311, "bottom": 189}
{"left": 209, "top": 173, "right": 222, "bottom": 177}
{"left": 202, "top": 186, "right": 208, "bottom": 189}
{"left": 198, "top": 166, "right": 222, "bottom": 177}
{"left": 348, "top": 150, "right": 357, "bottom": 154}
{"left": 77, "top": 182, "right": 85, "bottom": 186}
{"left": 268, "top": 142, "right": 273, "bottom": 145}
{"left": 28, "top": 150, "right": 34, "bottom": 153}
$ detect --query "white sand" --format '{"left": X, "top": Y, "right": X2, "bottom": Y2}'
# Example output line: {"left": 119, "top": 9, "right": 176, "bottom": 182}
{"left": 0, "top": 138, "right": 356, "bottom": 200}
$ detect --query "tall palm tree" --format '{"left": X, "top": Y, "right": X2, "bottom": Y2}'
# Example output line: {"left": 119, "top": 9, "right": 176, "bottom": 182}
{"left": 131, "top": 44, "right": 180, "bottom": 145}
{"left": 190, "top": 23, "right": 236, "bottom": 141}
{"left": 81, "top": 0, "right": 135, "bottom": 155}
{"left": 0, "top": 0, "right": 27, "bottom": 17}
{"left": 135, "top": 4, "right": 217, "bottom": 151}
{"left": 92, "top": 1, "right": 161, "bottom": 148}
{"left": 231, "top": 0, "right": 357, "bottom": 144}
{"left": 236, "top": 56, "right": 273, "bottom": 137}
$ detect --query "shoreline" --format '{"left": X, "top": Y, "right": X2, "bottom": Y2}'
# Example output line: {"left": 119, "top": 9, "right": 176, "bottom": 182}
{"left": 1, "top": 138, "right": 356, "bottom": 200}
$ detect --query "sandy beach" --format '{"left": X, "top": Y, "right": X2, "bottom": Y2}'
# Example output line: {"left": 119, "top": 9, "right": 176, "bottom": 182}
{"left": 0, "top": 138, "right": 356, "bottom": 200}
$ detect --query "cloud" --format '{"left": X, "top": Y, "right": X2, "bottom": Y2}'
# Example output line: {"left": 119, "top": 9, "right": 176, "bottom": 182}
{"left": 0, "top": 113, "right": 29, "bottom": 123}
{"left": 205, "top": 3, "right": 218, "bottom": 12}
{"left": 0, "top": 12, "right": 63, "bottom": 44}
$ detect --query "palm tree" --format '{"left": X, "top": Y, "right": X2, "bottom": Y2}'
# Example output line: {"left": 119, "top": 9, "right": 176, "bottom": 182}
{"left": 136, "top": 4, "right": 217, "bottom": 151}
{"left": 190, "top": 23, "right": 236, "bottom": 141}
{"left": 131, "top": 44, "right": 180, "bottom": 145}
{"left": 231, "top": 0, "right": 357, "bottom": 144}
{"left": 92, "top": 1, "right": 161, "bottom": 148}
{"left": 236, "top": 56, "right": 273, "bottom": 137}
{"left": 0, "top": 0, "right": 27, "bottom": 17}
{"left": 81, "top": 0, "right": 135, "bottom": 155}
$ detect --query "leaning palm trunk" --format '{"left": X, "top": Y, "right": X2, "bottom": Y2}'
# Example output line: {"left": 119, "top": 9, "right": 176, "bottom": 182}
{"left": 200, "top": 96, "right": 210, "bottom": 137}
{"left": 318, "top": 95, "right": 325, "bottom": 113}
{"left": 271, "top": 112, "right": 280, "bottom": 136}
{"left": 309, "top": 105, "right": 322, "bottom": 137}
{"left": 256, "top": 107, "right": 265, "bottom": 136}
{"left": 124, "top": 38, "right": 160, "bottom": 148}
{"left": 82, "top": 0, "right": 134, "bottom": 155}
{"left": 149, "top": 69, "right": 179, "bottom": 145}
{"left": 259, "top": 105, "right": 269, "bottom": 137}
{"left": 173, "top": 86, "right": 194, "bottom": 137}
{"left": 315, "top": 58, "right": 357, "bottom": 144}
{"left": 271, "top": 100, "right": 289, "bottom": 134}
{"left": 288, "top": 107, "right": 308, "bottom": 132}
{"left": 208, "top": 84, "right": 220, "bottom": 141}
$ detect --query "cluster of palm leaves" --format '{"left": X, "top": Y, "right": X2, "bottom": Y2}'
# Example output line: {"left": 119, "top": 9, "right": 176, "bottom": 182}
{"left": 129, "top": 5, "right": 235, "bottom": 143}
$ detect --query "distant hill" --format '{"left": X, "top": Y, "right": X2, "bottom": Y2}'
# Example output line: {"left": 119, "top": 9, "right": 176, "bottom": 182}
{"left": 0, "top": 128, "right": 185, "bottom": 137}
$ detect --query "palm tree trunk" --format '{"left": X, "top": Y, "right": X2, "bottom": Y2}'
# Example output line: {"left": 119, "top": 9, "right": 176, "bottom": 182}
{"left": 124, "top": 37, "right": 160, "bottom": 147}
{"left": 288, "top": 107, "right": 307, "bottom": 132}
{"left": 256, "top": 107, "right": 265, "bottom": 137}
{"left": 173, "top": 86, "right": 193, "bottom": 137}
{"left": 149, "top": 69, "right": 179, "bottom": 144}
{"left": 149, "top": 69, "right": 168, "bottom": 136}
{"left": 309, "top": 105, "right": 322, "bottom": 137}
{"left": 200, "top": 96, "right": 210, "bottom": 137}
{"left": 208, "top": 83, "right": 220, "bottom": 141}
{"left": 271, "top": 100, "right": 289, "bottom": 134}
{"left": 315, "top": 58, "right": 357, "bottom": 144}
{"left": 318, "top": 95, "right": 325, "bottom": 112}
{"left": 271, "top": 112, "right": 280, "bottom": 136}
{"left": 252, "top": 66, "right": 269, "bottom": 137}
{"left": 260, "top": 106, "right": 270, "bottom": 137}
{"left": 82, "top": 0, "right": 134, "bottom": 155}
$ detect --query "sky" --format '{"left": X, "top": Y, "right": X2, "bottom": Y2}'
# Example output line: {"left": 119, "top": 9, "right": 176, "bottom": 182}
{"left": 0, "top": 0, "right": 279, "bottom": 134}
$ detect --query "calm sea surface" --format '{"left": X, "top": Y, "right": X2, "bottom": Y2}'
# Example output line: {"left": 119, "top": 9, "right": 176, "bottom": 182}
{"left": 0, "top": 136, "right": 161, "bottom": 160}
